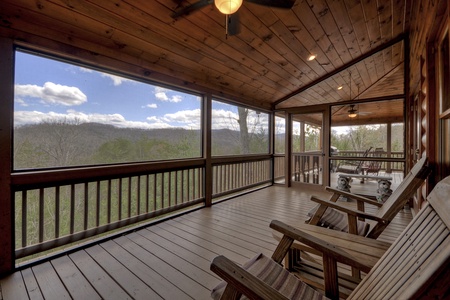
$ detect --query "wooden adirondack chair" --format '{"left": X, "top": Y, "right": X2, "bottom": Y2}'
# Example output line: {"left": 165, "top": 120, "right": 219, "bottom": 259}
{"left": 210, "top": 175, "right": 450, "bottom": 300}
{"left": 307, "top": 156, "right": 430, "bottom": 238}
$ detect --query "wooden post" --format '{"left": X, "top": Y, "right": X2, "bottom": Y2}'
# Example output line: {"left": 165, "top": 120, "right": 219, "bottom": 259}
{"left": 285, "top": 112, "right": 292, "bottom": 187}
{"left": 204, "top": 94, "right": 213, "bottom": 206}
{"left": 0, "top": 38, "right": 14, "bottom": 275}
{"left": 386, "top": 123, "right": 392, "bottom": 173}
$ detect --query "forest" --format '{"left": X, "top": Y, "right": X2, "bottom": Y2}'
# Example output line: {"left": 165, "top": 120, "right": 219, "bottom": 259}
{"left": 14, "top": 120, "right": 269, "bottom": 170}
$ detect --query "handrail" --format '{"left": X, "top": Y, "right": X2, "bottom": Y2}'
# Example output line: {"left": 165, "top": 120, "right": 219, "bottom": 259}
{"left": 211, "top": 154, "right": 272, "bottom": 165}
{"left": 12, "top": 158, "right": 205, "bottom": 189}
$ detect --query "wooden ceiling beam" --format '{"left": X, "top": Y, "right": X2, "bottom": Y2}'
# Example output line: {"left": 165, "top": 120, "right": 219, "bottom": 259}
{"left": 273, "top": 33, "right": 406, "bottom": 109}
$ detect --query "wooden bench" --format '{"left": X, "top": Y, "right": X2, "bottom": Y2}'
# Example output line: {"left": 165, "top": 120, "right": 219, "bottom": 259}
{"left": 210, "top": 175, "right": 450, "bottom": 300}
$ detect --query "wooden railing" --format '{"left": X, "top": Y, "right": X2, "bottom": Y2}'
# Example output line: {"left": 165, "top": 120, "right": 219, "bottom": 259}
{"left": 212, "top": 155, "right": 272, "bottom": 198}
{"left": 292, "top": 152, "right": 322, "bottom": 184}
{"left": 12, "top": 160, "right": 205, "bottom": 259}
{"left": 12, "top": 156, "right": 273, "bottom": 259}
{"left": 333, "top": 150, "right": 404, "bottom": 171}
{"left": 273, "top": 155, "right": 285, "bottom": 181}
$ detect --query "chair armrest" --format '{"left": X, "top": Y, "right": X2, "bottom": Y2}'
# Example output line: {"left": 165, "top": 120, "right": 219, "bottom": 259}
{"left": 270, "top": 220, "right": 371, "bottom": 272}
{"left": 210, "top": 255, "right": 289, "bottom": 300}
{"left": 325, "top": 187, "right": 382, "bottom": 207}
{"left": 310, "top": 197, "right": 387, "bottom": 223}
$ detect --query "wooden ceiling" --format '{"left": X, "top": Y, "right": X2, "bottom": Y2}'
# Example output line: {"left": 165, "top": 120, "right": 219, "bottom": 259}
{"left": 0, "top": 0, "right": 410, "bottom": 116}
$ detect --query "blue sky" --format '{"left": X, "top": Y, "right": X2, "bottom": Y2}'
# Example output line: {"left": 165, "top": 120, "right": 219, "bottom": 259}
{"left": 14, "top": 50, "right": 268, "bottom": 131}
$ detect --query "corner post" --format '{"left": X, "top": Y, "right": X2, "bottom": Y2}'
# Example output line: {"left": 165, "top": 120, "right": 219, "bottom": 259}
{"left": 0, "top": 38, "right": 14, "bottom": 275}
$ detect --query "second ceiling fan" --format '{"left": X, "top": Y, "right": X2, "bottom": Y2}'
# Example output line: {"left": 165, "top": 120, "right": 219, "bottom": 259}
{"left": 172, "top": 0, "right": 296, "bottom": 36}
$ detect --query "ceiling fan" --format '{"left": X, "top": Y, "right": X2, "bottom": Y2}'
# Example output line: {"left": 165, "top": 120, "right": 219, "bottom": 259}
{"left": 172, "top": 0, "right": 296, "bottom": 36}
{"left": 347, "top": 104, "right": 373, "bottom": 118}
{"left": 332, "top": 104, "right": 372, "bottom": 118}
{"left": 348, "top": 104, "right": 358, "bottom": 118}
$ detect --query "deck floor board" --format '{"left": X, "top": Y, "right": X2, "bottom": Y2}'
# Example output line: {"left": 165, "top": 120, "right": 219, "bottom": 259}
{"left": 0, "top": 184, "right": 412, "bottom": 299}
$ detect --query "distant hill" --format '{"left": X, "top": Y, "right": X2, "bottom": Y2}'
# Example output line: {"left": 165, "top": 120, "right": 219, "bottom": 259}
{"left": 13, "top": 122, "right": 255, "bottom": 169}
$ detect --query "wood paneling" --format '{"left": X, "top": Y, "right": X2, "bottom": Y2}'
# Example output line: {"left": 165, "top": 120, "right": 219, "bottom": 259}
{"left": 0, "top": 0, "right": 410, "bottom": 111}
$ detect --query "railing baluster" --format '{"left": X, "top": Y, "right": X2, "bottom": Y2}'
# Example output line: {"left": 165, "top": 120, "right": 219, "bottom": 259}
{"left": 128, "top": 177, "right": 132, "bottom": 218}
{"left": 160, "top": 173, "right": 164, "bottom": 209}
{"left": 168, "top": 172, "right": 172, "bottom": 207}
{"left": 84, "top": 183, "right": 88, "bottom": 231}
{"left": 175, "top": 171, "right": 179, "bottom": 204}
{"left": 55, "top": 186, "right": 60, "bottom": 238}
{"left": 181, "top": 170, "right": 185, "bottom": 203}
{"left": 96, "top": 181, "right": 100, "bottom": 227}
{"left": 153, "top": 174, "right": 157, "bottom": 211}
{"left": 70, "top": 184, "right": 75, "bottom": 234}
{"left": 39, "top": 188, "right": 44, "bottom": 243}
{"left": 118, "top": 178, "right": 122, "bottom": 220}
{"left": 107, "top": 180, "right": 112, "bottom": 224}
{"left": 137, "top": 176, "right": 141, "bottom": 215}
{"left": 187, "top": 169, "right": 191, "bottom": 202}
{"left": 146, "top": 175, "right": 149, "bottom": 213}
{"left": 21, "top": 190, "right": 27, "bottom": 248}
{"left": 213, "top": 166, "right": 217, "bottom": 194}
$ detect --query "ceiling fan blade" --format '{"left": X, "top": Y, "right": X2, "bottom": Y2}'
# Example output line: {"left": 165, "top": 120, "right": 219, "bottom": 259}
{"left": 227, "top": 12, "right": 241, "bottom": 36}
{"left": 172, "top": 0, "right": 213, "bottom": 18}
{"left": 244, "top": 0, "right": 295, "bottom": 8}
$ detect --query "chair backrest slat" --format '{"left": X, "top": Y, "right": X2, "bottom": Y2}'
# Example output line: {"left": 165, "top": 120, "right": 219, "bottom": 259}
{"left": 369, "top": 156, "right": 430, "bottom": 238}
{"left": 350, "top": 176, "right": 450, "bottom": 299}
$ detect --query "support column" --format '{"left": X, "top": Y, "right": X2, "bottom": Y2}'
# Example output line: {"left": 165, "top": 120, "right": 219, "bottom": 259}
{"left": 285, "top": 112, "right": 292, "bottom": 187}
{"left": 386, "top": 123, "right": 392, "bottom": 173}
{"left": 0, "top": 38, "right": 14, "bottom": 275}
{"left": 204, "top": 94, "right": 213, "bottom": 206}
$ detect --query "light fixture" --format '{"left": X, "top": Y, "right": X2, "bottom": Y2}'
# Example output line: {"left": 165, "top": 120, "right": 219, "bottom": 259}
{"left": 215, "top": 0, "right": 243, "bottom": 14}
{"left": 337, "top": 86, "right": 343, "bottom": 90}
{"left": 348, "top": 105, "right": 357, "bottom": 118}
{"left": 307, "top": 54, "right": 316, "bottom": 61}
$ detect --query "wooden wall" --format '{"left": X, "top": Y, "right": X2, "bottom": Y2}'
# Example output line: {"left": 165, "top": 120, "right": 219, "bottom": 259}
{"left": 408, "top": 0, "right": 449, "bottom": 211}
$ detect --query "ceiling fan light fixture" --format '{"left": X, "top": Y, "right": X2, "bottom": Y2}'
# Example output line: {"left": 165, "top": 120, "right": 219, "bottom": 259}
{"left": 215, "top": 0, "right": 243, "bottom": 14}
{"left": 348, "top": 104, "right": 357, "bottom": 118}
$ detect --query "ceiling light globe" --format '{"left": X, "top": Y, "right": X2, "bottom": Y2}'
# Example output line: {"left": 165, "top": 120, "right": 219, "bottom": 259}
{"left": 348, "top": 113, "right": 357, "bottom": 118}
{"left": 215, "top": 0, "right": 243, "bottom": 14}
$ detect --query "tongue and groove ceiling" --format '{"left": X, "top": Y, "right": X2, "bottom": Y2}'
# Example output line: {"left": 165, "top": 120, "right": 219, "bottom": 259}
{"left": 0, "top": 0, "right": 410, "bottom": 118}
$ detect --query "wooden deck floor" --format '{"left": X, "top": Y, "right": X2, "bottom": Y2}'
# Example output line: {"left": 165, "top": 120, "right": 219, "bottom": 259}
{"left": 0, "top": 184, "right": 412, "bottom": 300}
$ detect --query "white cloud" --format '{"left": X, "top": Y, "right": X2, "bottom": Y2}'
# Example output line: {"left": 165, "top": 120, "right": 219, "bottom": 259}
{"left": 145, "top": 103, "right": 158, "bottom": 109}
{"left": 154, "top": 86, "right": 183, "bottom": 103}
{"left": 14, "top": 98, "right": 28, "bottom": 107}
{"left": 211, "top": 109, "right": 238, "bottom": 130}
{"left": 101, "top": 73, "right": 131, "bottom": 86}
{"left": 171, "top": 95, "right": 182, "bottom": 103}
{"left": 15, "top": 110, "right": 160, "bottom": 130}
{"left": 15, "top": 82, "right": 87, "bottom": 106}
{"left": 160, "top": 109, "right": 201, "bottom": 129}
{"left": 146, "top": 108, "right": 241, "bottom": 130}
{"left": 78, "top": 67, "right": 93, "bottom": 73}
{"left": 14, "top": 108, "right": 253, "bottom": 131}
